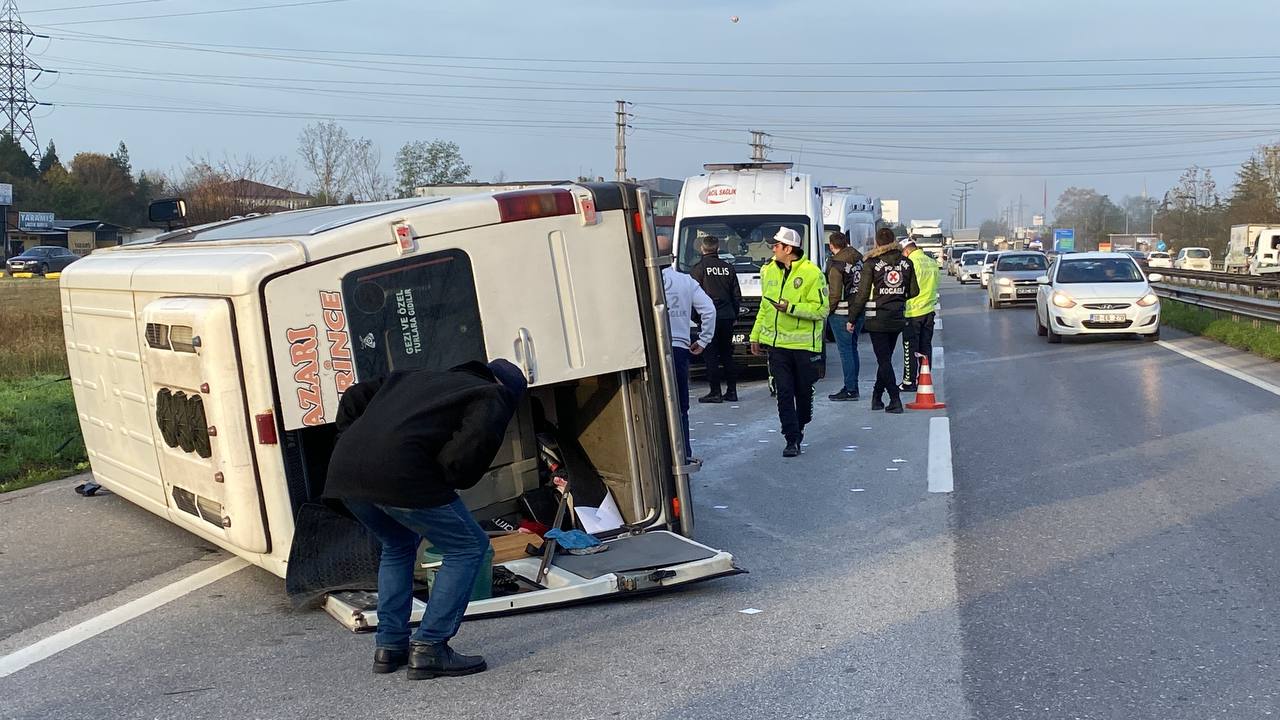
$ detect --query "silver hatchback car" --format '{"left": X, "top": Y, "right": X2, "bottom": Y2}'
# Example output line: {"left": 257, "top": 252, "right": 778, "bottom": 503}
{"left": 988, "top": 251, "right": 1050, "bottom": 308}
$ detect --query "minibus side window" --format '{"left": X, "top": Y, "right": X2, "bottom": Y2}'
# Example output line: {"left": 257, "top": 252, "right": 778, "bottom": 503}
{"left": 341, "top": 249, "right": 486, "bottom": 380}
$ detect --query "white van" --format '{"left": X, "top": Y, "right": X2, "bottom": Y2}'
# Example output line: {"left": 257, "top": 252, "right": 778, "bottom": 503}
{"left": 60, "top": 184, "right": 741, "bottom": 628}
{"left": 1173, "top": 246, "right": 1213, "bottom": 271}
{"left": 821, "top": 187, "right": 880, "bottom": 258}
{"left": 673, "top": 162, "right": 826, "bottom": 370}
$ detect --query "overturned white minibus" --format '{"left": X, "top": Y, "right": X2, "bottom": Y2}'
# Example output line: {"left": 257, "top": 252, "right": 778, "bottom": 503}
{"left": 60, "top": 184, "right": 740, "bottom": 629}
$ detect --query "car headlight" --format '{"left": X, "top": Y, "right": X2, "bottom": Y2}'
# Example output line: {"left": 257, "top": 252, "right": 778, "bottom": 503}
{"left": 1136, "top": 292, "right": 1159, "bottom": 307}
{"left": 1051, "top": 291, "right": 1076, "bottom": 308}
{"left": 997, "top": 277, "right": 1013, "bottom": 287}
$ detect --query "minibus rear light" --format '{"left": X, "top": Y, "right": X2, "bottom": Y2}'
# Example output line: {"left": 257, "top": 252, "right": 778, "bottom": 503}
{"left": 495, "top": 189, "right": 576, "bottom": 223}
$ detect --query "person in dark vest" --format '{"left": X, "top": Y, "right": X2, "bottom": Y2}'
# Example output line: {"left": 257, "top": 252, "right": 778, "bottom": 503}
{"left": 824, "top": 230, "right": 865, "bottom": 401}
{"left": 690, "top": 235, "right": 743, "bottom": 403}
{"left": 324, "top": 359, "right": 528, "bottom": 680}
{"left": 846, "top": 228, "right": 920, "bottom": 414}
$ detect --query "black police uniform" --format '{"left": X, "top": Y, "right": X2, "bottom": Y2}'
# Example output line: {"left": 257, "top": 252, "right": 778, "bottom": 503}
{"left": 846, "top": 244, "right": 920, "bottom": 409}
{"left": 690, "top": 252, "right": 743, "bottom": 398}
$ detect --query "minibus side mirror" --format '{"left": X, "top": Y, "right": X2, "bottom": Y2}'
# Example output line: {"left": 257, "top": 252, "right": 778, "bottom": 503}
{"left": 150, "top": 198, "right": 188, "bottom": 229}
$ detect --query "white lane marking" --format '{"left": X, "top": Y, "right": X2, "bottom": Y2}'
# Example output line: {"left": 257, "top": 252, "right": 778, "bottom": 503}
{"left": 1156, "top": 341, "right": 1280, "bottom": 397}
{"left": 934, "top": 346, "right": 945, "bottom": 369}
{"left": 0, "top": 557, "right": 248, "bottom": 678}
{"left": 928, "top": 416, "right": 955, "bottom": 494}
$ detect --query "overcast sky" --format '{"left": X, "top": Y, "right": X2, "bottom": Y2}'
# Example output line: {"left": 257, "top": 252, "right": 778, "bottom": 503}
{"left": 21, "top": 0, "right": 1280, "bottom": 228}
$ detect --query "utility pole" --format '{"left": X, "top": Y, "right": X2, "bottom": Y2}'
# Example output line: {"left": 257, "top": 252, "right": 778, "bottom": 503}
{"left": 0, "top": 0, "right": 50, "bottom": 157}
{"left": 614, "top": 100, "right": 631, "bottom": 182}
{"left": 749, "top": 130, "right": 770, "bottom": 161}
{"left": 954, "top": 179, "right": 977, "bottom": 228}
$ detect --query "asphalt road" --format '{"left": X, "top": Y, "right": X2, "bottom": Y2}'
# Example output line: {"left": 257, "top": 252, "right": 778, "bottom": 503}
{"left": 5, "top": 276, "right": 1280, "bottom": 719}
{"left": 0, "top": 346, "right": 960, "bottom": 719}
{"left": 943, "top": 279, "right": 1280, "bottom": 719}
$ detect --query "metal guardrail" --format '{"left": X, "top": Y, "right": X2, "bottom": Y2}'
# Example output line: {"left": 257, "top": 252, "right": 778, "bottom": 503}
{"left": 1153, "top": 282, "right": 1280, "bottom": 324}
{"left": 1153, "top": 268, "right": 1280, "bottom": 298}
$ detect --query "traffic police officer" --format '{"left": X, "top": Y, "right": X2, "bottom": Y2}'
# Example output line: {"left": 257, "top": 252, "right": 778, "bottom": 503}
{"left": 750, "top": 226, "right": 829, "bottom": 457}
{"left": 847, "top": 228, "right": 920, "bottom": 414}
{"left": 690, "top": 235, "right": 743, "bottom": 403}
{"left": 900, "top": 239, "right": 939, "bottom": 391}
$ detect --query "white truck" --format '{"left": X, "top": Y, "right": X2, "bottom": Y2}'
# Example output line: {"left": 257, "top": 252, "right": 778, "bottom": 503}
{"left": 59, "top": 184, "right": 741, "bottom": 628}
{"left": 673, "top": 162, "right": 826, "bottom": 372}
{"left": 1225, "top": 224, "right": 1280, "bottom": 275}
{"left": 907, "top": 219, "right": 946, "bottom": 260}
{"left": 821, "top": 186, "right": 880, "bottom": 257}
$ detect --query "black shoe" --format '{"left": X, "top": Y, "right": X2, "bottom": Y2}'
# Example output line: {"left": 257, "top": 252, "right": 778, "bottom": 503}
{"left": 871, "top": 397, "right": 885, "bottom": 411}
{"left": 828, "top": 388, "right": 856, "bottom": 401}
{"left": 723, "top": 390, "right": 738, "bottom": 402}
{"left": 698, "top": 392, "right": 724, "bottom": 404}
{"left": 885, "top": 398, "right": 905, "bottom": 414}
{"left": 849, "top": 389, "right": 860, "bottom": 401}
{"left": 407, "top": 641, "right": 487, "bottom": 680}
{"left": 782, "top": 441, "right": 800, "bottom": 458}
{"left": 899, "top": 383, "right": 918, "bottom": 393}
{"left": 372, "top": 647, "right": 408, "bottom": 674}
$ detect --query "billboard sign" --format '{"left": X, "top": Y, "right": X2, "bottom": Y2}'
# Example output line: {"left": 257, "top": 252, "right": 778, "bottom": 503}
{"left": 1053, "top": 228, "right": 1075, "bottom": 253}
{"left": 19, "top": 211, "right": 55, "bottom": 231}
{"left": 0, "top": 183, "right": 12, "bottom": 206}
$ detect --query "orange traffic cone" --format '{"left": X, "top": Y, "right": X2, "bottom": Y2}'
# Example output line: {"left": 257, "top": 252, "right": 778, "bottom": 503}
{"left": 906, "top": 355, "right": 946, "bottom": 410}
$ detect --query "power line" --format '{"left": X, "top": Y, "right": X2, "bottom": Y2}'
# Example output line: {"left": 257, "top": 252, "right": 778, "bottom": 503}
{"left": 37, "top": 0, "right": 351, "bottom": 27}
{"left": 26, "top": 0, "right": 171, "bottom": 14}
{"left": 29, "top": 30, "right": 1280, "bottom": 67}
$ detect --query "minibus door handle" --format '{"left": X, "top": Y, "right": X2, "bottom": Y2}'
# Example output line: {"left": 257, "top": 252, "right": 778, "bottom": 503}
{"left": 515, "top": 327, "right": 537, "bottom": 384}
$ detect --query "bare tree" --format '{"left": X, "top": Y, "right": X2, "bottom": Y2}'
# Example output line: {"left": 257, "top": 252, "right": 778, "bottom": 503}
{"left": 298, "top": 120, "right": 355, "bottom": 203}
{"left": 350, "top": 138, "right": 392, "bottom": 202}
{"left": 163, "top": 153, "right": 301, "bottom": 225}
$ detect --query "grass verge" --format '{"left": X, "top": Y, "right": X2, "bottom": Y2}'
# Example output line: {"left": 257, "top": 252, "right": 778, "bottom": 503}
{"left": 1161, "top": 299, "right": 1280, "bottom": 361}
{"left": 0, "top": 277, "right": 68, "bottom": 380}
{"left": 0, "top": 375, "right": 88, "bottom": 493}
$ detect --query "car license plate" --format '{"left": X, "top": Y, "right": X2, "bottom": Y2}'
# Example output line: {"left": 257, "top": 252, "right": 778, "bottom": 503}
{"left": 1016, "top": 287, "right": 1036, "bottom": 296}
{"left": 731, "top": 333, "right": 746, "bottom": 344}
{"left": 1089, "top": 314, "right": 1127, "bottom": 323}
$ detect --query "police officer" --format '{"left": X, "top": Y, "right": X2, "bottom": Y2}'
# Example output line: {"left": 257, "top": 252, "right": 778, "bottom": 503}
{"left": 690, "top": 235, "right": 743, "bottom": 403}
{"left": 900, "top": 239, "right": 939, "bottom": 392}
{"left": 749, "top": 227, "right": 829, "bottom": 457}
{"left": 847, "top": 228, "right": 920, "bottom": 414}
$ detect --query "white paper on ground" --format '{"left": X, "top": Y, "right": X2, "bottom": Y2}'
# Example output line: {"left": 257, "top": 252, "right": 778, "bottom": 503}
{"left": 885, "top": 468, "right": 900, "bottom": 472}
{"left": 892, "top": 458, "right": 907, "bottom": 463}
{"left": 713, "top": 505, "right": 728, "bottom": 509}
{"left": 574, "top": 493, "right": 625, "bottom": 534}
{"left": 739, "top": 608, "right": 763, "bottom": 615}
{"left": 850, "top": 488, "right": 866, "bottom": 492}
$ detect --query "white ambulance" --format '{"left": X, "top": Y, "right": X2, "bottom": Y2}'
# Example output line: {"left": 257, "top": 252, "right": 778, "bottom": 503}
{"left": 673, "top": 162, "right": 826, "bottom": 370}
{"left": 821, "top": 187, "right": 881, "bottom": 257}
{"left": 59, "top": 184, "right": 741, "bottom": 628}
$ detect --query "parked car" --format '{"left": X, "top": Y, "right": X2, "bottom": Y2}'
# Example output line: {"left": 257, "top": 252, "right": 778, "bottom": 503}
{"left": 1035, "top": 252, "right": 1162, "bottom": 343}
{"left": 1147, "top": 251, "right": 1172, "bottom": 269}
{"left": 5, "top": 246, "right": 79, "bottom": 276}
{"left": 988, "top": 252, "right": 1049, "bottom": 308}
{"left": 1173, "top": 247, "right": 1212, "bottom": 271}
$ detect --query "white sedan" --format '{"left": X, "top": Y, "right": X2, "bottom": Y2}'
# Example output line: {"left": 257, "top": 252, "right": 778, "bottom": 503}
{"left": 979, "top": 251, "right": 1002, "bottom": 289}
{"left": 1035, "top": 252, "right": 1162, "bottom": 343}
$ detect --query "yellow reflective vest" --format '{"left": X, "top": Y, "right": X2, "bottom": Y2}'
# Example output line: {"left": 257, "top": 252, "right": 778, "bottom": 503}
{"left": 749, "top": 256, "right": 829, "bottom": 352}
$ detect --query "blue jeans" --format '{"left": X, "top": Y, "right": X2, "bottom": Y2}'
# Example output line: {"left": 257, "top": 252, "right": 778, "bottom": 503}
{"left": 673, "top": 346, "right": 692, "bottom": 459}
{"left": 345, "top": 497, "right": 490, "bottom": 650}
{"left": 829, "top": 314, "right": 864, "bottom": 393}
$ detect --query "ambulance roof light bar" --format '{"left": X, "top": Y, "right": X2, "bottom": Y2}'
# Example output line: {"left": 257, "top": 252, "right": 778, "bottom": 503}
{"left": 703, "top": 162, "right": 794, "bottom": 172}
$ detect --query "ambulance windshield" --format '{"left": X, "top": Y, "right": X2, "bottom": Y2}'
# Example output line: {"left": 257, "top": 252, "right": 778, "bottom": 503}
{"left": 676, "top": 214, "right": 809, "bottom": 273}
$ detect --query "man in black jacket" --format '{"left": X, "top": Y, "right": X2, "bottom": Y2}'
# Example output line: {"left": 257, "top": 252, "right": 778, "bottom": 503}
{"left": 846, "top": 228, "right": 920, "bottom": 414}
{"left": 325, "top": 359, "right": 527, "bottom": 680}
{"left": 690, "top": 235, "right": 743, "bottom": 403}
